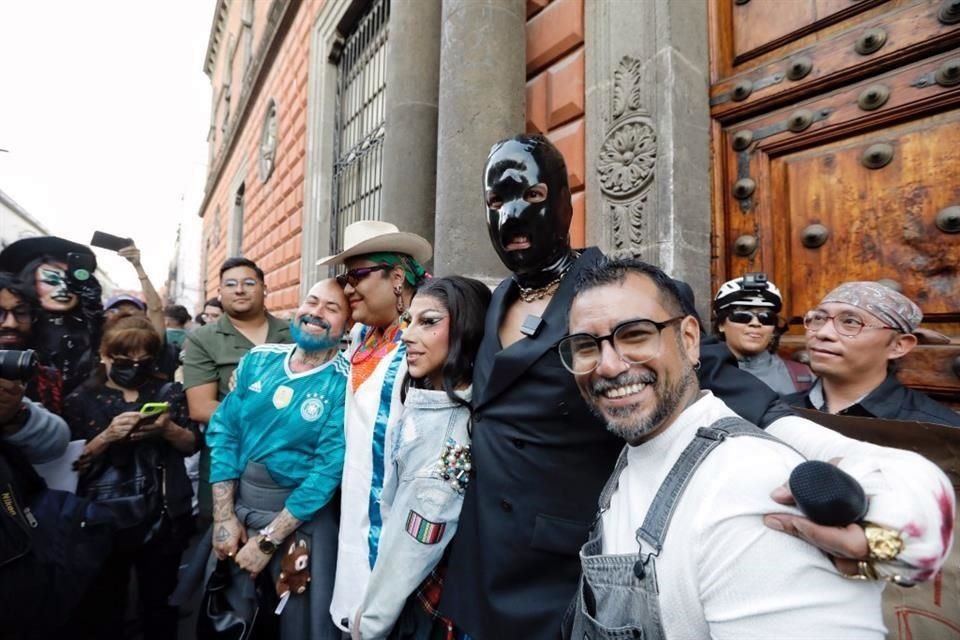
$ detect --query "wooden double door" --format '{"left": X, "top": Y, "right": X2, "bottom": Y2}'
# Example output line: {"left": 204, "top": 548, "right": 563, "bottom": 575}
{"left": 709, "top": 0, "right": 960, "bottom": 409}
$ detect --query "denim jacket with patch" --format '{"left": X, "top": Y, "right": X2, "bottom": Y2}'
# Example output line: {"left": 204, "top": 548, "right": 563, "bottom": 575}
{"left": 357, "top": 386, "right": 472, "bottom": 638}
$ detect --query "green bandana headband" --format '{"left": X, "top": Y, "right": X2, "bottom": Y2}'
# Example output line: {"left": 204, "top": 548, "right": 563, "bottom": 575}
{"left": 363, "top": 252, "right": 429, "bottom": 287}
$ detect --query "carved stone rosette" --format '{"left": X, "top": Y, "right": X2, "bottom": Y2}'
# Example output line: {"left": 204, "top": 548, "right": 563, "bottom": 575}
{"left": 598, "top": 57, "right": 657, "bottom": 250}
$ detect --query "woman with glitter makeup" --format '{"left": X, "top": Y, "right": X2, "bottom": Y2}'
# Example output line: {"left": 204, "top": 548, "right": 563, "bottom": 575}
{"left": 352, "top": 276, "right": 491, "bottom": 640}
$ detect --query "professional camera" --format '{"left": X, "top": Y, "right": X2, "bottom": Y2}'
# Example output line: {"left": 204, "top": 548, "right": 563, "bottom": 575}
{"left": 0, "top": 349, "right": 38, "bottom": 382}
{"left": 66, "top": 251, "right": 97, "bottom": 285}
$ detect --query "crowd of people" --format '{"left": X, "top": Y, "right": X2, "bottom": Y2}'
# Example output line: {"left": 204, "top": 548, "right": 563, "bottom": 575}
{"left": 0, "top": 134, "right": 957, "bottom": 640}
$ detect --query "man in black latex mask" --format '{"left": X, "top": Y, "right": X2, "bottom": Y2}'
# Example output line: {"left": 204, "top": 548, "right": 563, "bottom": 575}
{"left": 440, "top": 135, "right": 624, "bottom": 639}
{"left": 483, "top": 135, "right": 578, "bottom": 297}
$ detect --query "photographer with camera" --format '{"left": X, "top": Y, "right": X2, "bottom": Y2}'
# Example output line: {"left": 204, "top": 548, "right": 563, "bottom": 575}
{"left": 0, "top": 349, "right": 69, "bottom": 464}
{"left": 0, "top": 271, "right": 66, "bottom": 414}
{"left": 0, "top": 236, "right": 104, "bottom": 396}
{"left": 0, "top": 317, "right": 90, "bottom": 639}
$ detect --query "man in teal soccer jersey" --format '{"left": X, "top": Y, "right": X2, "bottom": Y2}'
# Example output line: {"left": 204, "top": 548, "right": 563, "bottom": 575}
{"left": 205, "top": 278, "right": 350, "bottom": 640}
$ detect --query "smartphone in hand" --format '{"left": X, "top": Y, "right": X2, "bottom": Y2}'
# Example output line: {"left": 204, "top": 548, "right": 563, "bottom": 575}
{"left": 90, "top": 231, "right": 133, "bottom": 252}
{"left": 130, "top": 401, "right": 170, "bottom": 435}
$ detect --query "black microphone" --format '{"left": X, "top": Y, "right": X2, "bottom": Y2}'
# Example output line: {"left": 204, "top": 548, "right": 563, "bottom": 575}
{"left": 788, "top": 460, "right": 869, "bottom": 527}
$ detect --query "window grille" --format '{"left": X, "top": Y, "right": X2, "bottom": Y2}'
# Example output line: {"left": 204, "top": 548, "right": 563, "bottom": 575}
{"left": 330, "top": 0, "right": 390, "bottom": 255}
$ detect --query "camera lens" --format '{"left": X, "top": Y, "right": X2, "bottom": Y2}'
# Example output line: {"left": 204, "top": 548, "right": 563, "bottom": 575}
{"left": 0, "top": 349, "right": 39, "bottom": 382}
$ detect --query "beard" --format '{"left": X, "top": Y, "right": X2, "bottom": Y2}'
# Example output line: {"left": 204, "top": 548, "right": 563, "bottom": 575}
{"left": 289, "top": 316, "right": 341, "bottom": 353}
{"left": 582, "top": 363, "right": 698, "bottom": 445}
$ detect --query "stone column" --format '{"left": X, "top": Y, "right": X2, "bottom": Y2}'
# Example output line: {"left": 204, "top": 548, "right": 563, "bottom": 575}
{"left": 584, "top": 0, "right": 712, "bottom": 321}
{"left": 433, "top": 0, "right": 526, "bottom": 282}
{"left": 380, "top": 0, "right": 442, "bottom": 254}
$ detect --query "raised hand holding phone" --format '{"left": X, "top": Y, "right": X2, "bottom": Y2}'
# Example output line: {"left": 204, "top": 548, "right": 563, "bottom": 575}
{"left": 90, "top": 231, "right": 133, "bottom": 252}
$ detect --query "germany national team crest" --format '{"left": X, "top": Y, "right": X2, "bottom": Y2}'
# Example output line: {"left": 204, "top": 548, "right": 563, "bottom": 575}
{"left": 272, "top": 385, "right": 294, "bottom": 409}
{"left": 300, "top": 393, "right": 325, "bottom": 422}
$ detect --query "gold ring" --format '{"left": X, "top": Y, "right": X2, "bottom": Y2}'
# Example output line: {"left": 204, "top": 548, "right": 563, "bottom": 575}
{"left": 841, "top": 560, "right": 877, "bottom": 581}
{"left": 858, "top": 560, "right": 879, "bottom": 580}
{"left": 863, "top": 523, "right": 904, "bottom": 562}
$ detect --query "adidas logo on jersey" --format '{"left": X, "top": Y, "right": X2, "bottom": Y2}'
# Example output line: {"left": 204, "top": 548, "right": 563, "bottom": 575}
{"left": 248, "top": 380, "right": 263, "bottom": 393}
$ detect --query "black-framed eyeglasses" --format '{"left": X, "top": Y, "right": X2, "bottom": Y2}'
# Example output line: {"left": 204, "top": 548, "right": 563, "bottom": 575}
{"left": 802, "top": 310, "right": 894, "bottom": 338}
{"left": 558, "top": 316, "right": 686, "bottom": 375}
{"left": 726, "top": 308, "right": 778, "bottom": 327}
{"left": 0, "top": 307, "right": 33, "bottom": 324}
{"left": 335, "top": 264, "right": 391, "bottom": 288}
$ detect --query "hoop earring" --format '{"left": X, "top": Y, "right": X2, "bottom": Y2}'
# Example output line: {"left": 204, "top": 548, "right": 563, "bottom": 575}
{"left": 693, "top": 360, "right": 701, "bottom": 372}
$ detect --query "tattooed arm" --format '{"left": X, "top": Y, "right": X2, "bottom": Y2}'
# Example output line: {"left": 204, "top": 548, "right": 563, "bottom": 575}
{"left": 211, "top": 480, "right": 246, "bottom": 560}
{"left": 264, "top": 508, "right": 303, "bottom": 541}
{"left": 235, "top": 508, "right": 303, "bottom": 577}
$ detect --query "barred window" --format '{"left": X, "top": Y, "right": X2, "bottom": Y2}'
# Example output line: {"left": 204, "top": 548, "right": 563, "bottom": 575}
{"left": 329, "top": 0, "right": 390, "bottom": 254}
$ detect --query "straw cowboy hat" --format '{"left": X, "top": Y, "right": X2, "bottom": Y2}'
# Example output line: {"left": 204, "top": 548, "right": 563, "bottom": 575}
{"left": 316, "top": 220, "right": 432, "bottom": 266}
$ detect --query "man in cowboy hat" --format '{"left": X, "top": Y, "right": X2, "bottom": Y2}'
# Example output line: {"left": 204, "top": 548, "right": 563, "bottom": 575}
{"left": 0, "top": 236, "right": 103, "bottom": 394}
{"left": 316, "top": 220, "right": 432, "bottom": 633}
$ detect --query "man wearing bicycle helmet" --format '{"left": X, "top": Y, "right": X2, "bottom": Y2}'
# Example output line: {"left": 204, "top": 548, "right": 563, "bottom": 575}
{"left": 714, "top": 273, "right": 813, "bottom": 395}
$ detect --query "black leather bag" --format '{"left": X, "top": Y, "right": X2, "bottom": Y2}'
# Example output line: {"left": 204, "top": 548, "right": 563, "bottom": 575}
{"left": 196, "top": 559, "right": 278, "bottom": 640}
{"left": 78, "top": 383, "right": 176, "bottom": 548}
{"left": 79, "top": 442, "right": 169, "bottom": 548}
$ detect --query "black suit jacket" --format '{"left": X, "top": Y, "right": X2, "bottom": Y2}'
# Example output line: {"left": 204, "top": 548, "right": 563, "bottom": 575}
{"left": 441, "top": 248, "right": 620, "bottom": 640}
{"left": 441, "top": 249, "right": 791, "bottom": 639}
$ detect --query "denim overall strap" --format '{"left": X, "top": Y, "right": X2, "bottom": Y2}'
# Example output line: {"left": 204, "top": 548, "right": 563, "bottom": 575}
{"left": 635, "top": 416, "right": 782, "bottom": 552}
{"left": 598, "top": 445, "right": 631, "bottom": 513}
